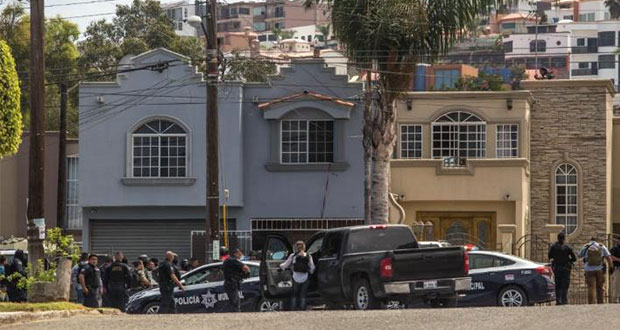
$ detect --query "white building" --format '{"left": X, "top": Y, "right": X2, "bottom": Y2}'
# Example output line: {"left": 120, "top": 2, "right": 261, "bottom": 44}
{"left": 504, "top": 20, "right": 620, "bottom": 88}
{"left": 545, "top": 0, "right": 610, "bottom": 24}
{"left": 163, "top": 0, "right": 197, "bottom": 37}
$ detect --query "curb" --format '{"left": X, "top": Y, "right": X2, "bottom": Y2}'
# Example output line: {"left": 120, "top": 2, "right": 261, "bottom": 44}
{"left": 0, "top": 308, "right": 121, "bottom": 326}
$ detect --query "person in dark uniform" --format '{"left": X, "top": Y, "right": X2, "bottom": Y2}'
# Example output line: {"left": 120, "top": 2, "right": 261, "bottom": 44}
{"left": 158, "top": 251, "right": 184, "bottom": 314}
{"left": 6, "top": 249, "right": 27, "bottom": 302}
{"left": 102, "top": 252, "right": 132, "bottom": 310}
{"left": 223, "top": 248, "right": 250, "bottom": 312}
{"left": 548, "top": 232, "right": 576, "bottom": 305}
{"left": 79, "top": 254, "right": 101, "bottom": 308}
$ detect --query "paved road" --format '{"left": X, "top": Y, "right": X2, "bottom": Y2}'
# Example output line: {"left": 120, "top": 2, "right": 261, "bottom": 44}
{"left": 5, "top": 305, "right": 620, "bottom": 330}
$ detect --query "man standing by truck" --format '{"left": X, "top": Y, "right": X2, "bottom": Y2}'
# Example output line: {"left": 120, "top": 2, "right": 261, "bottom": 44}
{"left": 548, "top": 232, "right": 576, "bottom": 305}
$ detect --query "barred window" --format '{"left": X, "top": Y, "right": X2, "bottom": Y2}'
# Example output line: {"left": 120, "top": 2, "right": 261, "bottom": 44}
{"left": 555, "top": 164, "right": 578, "bottom": 234}
{"left": 281, "top": 120, "right": 333, "bottom": 164}
{"left": 66, "top": 156, "right": 82, "bottom": 230}
{"left": 132, "top": 119, "right": 187, "bottom": 178}
{"left": 400, "top": 125, "right": 422, "bottom": 159}
{"left": 496, "top": 124, "right": 518, "bottom": 158}
{"left": 432, "top": 111, "right": 486, "bottom": 159}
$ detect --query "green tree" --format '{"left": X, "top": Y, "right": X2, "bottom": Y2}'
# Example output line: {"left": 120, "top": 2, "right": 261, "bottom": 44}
{"left": 0, "top": 4, "right": 81, "bottom": 136}
{"left": 306, "top": 0, "right": 499, "bottom": 223}
{"left": 605, "top": 0, "right": 620, "bottom": 19}
{"left": 223, "top": 51, "right": 277, "bottom": 82}
{"left": 455, "top": 73, "right": 505, "bottom": 91}
{"left": 0, "top": 40, "right": 22, "bottom": 157}
{"left": 78, "top": 0, "right": 204, "bottom": 80}
{"left": 317, "top": 24, "right": 330, "bottom": 41}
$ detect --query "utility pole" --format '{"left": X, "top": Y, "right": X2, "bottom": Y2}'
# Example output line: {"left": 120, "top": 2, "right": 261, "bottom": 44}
{"left": 205, "top": 0, "right": 220, "bottom": 262}
{"left": 27, "top": 0, "right": 46, "bottom": 268}
{"left": 57, "top": 83, "right": 67, "bottom": 231}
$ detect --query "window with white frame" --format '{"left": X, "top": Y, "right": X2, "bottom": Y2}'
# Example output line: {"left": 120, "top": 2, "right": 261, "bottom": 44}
{"left": 432, "top": 111, "right": 486, "bottom": 159}
{"left": 132, "top": 119, "right": 187, "bottom": 177}
{"left": 555, "top": 163, "right": 578, "bottom": 234}
{"left": 281, "top": 120, "right": 333, "bottom": 163}
{"left": 66, "top": 156, "right": 82, "bottom": 230}
{"left": 496, "top": 124, "right": 518, "bottom": 158}
{"left": 400, "top": 124, "right": 422, "bottom": 159}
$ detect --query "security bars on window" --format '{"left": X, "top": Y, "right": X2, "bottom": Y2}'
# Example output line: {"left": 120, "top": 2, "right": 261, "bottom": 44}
{"left": 132, "top": 120, "right": 187, "bottom": 178}
{"left": 556, "top": 163, "right": 578, "bottom": 234}
{"left": 66, "top": 156, "right": 82, "bottom": 230}
{"left": 432, "top": 111, "right": 486, "bottom": 159}
{"left": 400, "top": 124, "right": 422, "bottom": 159}
{"left": 496, "top": 124, "right": 518, "bottom": 158}
{"left": 281, "top": 120, "right": 334, "bottom": 164}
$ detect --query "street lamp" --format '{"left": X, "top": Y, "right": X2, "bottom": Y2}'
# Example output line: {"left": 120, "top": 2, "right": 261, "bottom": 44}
{"left": 187, "top": 15, "right": 206, "bottom": 35}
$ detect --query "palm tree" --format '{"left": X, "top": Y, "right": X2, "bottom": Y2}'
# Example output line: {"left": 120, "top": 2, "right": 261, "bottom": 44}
{"left": 605, "top": 0, "right": 620, "bottom": 19}
{"left": 317, "top": 24, "right": 331, "bottom": 41}
{"left": 305, "top": 0, "right": 499, "bottom": 224}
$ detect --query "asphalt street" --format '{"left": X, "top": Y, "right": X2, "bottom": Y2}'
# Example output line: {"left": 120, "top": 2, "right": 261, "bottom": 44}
{"left": 5, "top": 305, "right": 620, "bottom": 330}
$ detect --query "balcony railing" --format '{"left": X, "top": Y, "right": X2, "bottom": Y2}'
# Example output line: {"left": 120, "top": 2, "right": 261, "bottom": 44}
{"left": 571, "top": 46, "right": 598, "bottom": 54}
{"left": 442, "top": 156, "right": 467, "bottom": 168}
{"left": 571, "top": 68, "right": 598, "bottom": 76}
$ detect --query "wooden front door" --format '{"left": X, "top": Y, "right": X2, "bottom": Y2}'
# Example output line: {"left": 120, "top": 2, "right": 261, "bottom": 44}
{"left": 417, "top": 212, "right": 496, "bottom": 250}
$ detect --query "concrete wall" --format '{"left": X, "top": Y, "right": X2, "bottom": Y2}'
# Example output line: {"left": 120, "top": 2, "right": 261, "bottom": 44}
{"left": 523, "top": 79, "right": 614, "bottom": 243}
{"left": 228, "top": 59, "right": 364, "bottom": 228}
{"left": 0, "top": 133, "right": 78, "bottom": 238}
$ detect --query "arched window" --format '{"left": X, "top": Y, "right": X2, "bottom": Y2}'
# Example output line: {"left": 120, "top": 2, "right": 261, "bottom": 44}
{"left": 555, "top": 164, "right": 578, "bottom": 234}
{"left": 432, "top": 111, "right": 486, "bottom": 159}
{"left": 132, "top": 119, "right": 187, "bottom": 178}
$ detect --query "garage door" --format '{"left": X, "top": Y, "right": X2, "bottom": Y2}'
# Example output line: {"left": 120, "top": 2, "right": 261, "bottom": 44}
{"left": 90, "top": 219, "right": 204, "bottom": 261}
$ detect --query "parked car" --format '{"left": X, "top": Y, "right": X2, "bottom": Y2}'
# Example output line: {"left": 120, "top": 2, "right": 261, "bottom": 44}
{"left": 0, "top": 250, "right": 28, "bottom": 264}
{"left": 458, "top": 251, "right": 555, "bottom": 307}
{"left": 125, "top": 261, "right": 266, "bottom": 314}
{"left": 260, "top": 224, "right": 471, "bottom": 310}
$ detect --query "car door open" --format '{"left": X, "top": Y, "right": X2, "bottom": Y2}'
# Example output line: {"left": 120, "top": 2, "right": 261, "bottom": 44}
{"left": 260, "top": 235, "right": 293, "bottom": 297}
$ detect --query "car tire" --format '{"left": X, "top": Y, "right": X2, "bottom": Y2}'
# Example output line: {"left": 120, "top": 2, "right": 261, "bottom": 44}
{"left": 257, "top": 298, "right": 282, "bottom": 312}
{"left": 353, "top": 278, "right": 379, "bottom": 310}
{"left": 143, "top": 301, "right": 160, "bottom": 314}
{"left": 497, "top": 286, "right": 528, "bottom": 307}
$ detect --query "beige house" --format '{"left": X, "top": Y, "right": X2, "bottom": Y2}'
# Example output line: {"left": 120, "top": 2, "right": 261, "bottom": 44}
{"left": 389, "top": 79, "right": 616, "bottom": 254}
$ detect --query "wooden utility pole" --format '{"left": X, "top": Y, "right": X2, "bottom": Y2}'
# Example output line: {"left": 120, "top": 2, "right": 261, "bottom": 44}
{"left": 57, "top": 83, "right": 67, "bottom": 231}
{"left": 27, "top": 0, "right": 46, "bottom": 268}
{"left": 205, "top": 0, "right": 220, "bottom": 262}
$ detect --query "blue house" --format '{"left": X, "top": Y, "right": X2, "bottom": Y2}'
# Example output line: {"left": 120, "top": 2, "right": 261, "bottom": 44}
{"left": 78, "top": 49, "right": 364, "bottom": 260}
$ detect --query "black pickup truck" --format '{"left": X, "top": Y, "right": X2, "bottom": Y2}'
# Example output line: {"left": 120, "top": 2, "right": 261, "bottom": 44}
{"left": 259, "top": 224, "right": 471, "bottom": 310}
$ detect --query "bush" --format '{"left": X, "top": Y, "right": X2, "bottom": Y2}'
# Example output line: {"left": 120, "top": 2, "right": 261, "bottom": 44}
{"left": 0, "top": 39, "right": 22, "bottom": 157}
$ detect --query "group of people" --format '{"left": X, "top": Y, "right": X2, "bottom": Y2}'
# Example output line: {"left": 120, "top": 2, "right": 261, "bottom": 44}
{"left": 548, "top": 233, "right": 620, "bottom": 305}
{"left": 72, "top": 250, "right": 203, "bottom": 310}
{"left": 0, "top": 250, "right": 27, "bottom": 302}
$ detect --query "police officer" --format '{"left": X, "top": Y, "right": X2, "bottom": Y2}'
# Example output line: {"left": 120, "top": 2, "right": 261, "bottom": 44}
{"left": 548, "top": 232, "right": 576, "bottom": 305}
{"left": 79, "top": 254, "right": 101, "bottom": 308}
{"left": 158, "top": 251, "right": 184, "bottom": 314}
{"left": 223, "top": 248, "right": 249, "bottom": 312}
{"left": 6, "top": 249, "right": 27, "bottom": 302}
{"left": 103, "top": 252, "right": 131, "bottom": 310}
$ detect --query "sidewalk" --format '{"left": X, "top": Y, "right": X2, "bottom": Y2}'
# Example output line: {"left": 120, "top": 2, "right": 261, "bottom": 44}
{"left": 0, "top": 308, "right": 120, "bottom": 327}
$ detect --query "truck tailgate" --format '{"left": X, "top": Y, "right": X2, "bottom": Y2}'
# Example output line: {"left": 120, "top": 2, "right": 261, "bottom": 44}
{"left": 390, "top": 246, "right": 467, "bottom": 282}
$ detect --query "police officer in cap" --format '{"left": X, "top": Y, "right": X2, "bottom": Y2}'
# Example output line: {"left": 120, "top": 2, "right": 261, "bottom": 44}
{"left": 223, "top": 248, "right": 250, "bottom": 312}
{"left": 79, "top": 254, "right": 101, "bottom": 308}
{"left": 158, "top": 251, "right": 185, "bottom": 314}
{"left": 103, "top": 251, "right": 131, "bottom": 310}
{"left": 548, "top": 232, "right": 576, "bottom": 305}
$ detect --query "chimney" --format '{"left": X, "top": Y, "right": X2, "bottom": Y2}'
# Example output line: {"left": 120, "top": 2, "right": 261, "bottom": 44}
{"left": 313, "top": 47, "right": 321, "bottom": 58}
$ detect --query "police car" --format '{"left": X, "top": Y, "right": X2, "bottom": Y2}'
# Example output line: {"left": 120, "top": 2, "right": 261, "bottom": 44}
{"left": 125, "top": 261, "right": 273, "bottom": 313}
{"left": 458, "top": 251, "right": 555, "bottom": 307}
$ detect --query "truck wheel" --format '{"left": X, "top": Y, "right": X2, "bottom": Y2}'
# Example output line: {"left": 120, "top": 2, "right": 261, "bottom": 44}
{"left": 498, "top": 286, "right": 528, "bottom": 307}
{"left": 257, "top": 298, "right": 281, "bottom": 312}
{"left": 353, "top": 279, "right": 379, "bottom": 310}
